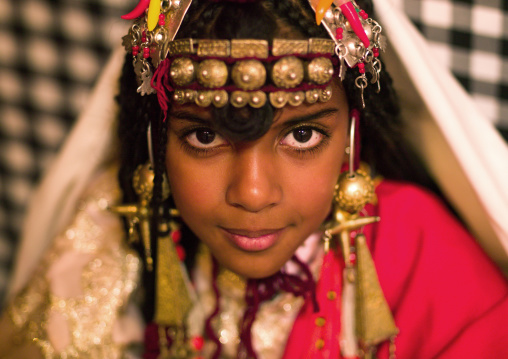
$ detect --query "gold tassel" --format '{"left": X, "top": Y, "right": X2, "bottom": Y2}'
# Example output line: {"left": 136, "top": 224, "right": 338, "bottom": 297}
{"left": 355, "top": 233, "right": 399, "bottom": 350}
{"left": 154, "top": 220, "right": 192, "bottom": 327}
{"left": 154, "top": 213, "right": 192, "bottom": 358}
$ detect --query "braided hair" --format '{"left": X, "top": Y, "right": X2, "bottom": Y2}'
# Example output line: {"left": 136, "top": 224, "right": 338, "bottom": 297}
{"left": 116, "top": 0, "right": 439, "bottom": 319}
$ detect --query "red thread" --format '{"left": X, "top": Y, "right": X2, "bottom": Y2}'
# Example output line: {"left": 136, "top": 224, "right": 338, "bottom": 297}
{"left": 238, "top": 255, "right": 318, "bottom": 359}
{"left": 151, "top": 58, "right": 172, "bottom": 121}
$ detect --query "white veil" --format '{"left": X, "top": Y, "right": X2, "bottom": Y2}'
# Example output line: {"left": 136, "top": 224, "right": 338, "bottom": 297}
{"left": 8, "top": 0, "right": 508, "bottom": 300}
{"left": 7, "top": 47, "right": 125, "bottom": 299}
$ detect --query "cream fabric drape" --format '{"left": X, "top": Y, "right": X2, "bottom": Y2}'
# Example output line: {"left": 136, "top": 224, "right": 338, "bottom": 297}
{"left": 7, "top": 48, "right": 125, "bottom": 299}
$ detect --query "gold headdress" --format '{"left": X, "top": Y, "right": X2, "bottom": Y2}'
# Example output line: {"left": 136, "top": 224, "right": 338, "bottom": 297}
{"left": 121, "top": 0, "right": 384, "bottom": 109}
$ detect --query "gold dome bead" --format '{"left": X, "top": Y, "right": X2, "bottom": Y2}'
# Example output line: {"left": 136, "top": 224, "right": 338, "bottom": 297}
{"left": 307, "top": 57, "right": 334, "bottom": 85}
{"left": 288, "top": 91, "right": 305, "bottom": 106}
{"left": 230, "top": 91, "right": 249, "bottom": 108}
{"left": 195, "top": 91, "right": 212, "bottom": 107}
{"left": 231, "top": 60, "right": 266, "bottom": 90}
{"left": 212, "top": 90, "right": 228, "bottom": 107}
{"left": 305, "top": 89, "right": 320, "bottom": 104}
{"left": 272, "top": 56, "right": 304, "bottom": 89}
{"left": 334, "top": 170, "right": 375, "bottom": 214}
{"left": 173, "top": 90, "right": 185, "bottom": 104}
{"left": 269, "top": 91, "right": 288, "bottom": 108}
{"left": 319, "top": 86, "right": 333, "bottom": 102}
{"left": 169, "top": 57, "right": 195, "bottom": 86}
{"left": 249, "top": 91, "right": 266, "bottom": 108}
{"left": 197, "top": 59, "right": 228, "bottom": 88}
{"left": 184, "top": 90, "right": 197, "bottom": 102}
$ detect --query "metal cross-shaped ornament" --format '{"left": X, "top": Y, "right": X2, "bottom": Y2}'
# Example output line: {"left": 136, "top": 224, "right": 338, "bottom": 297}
{"left": 323, "top": 167, "right": 379, "bottom": 269}
{"left": 138, "top": 64, "right": 157, "bottom": 96}
{"left": 109, "top": 163, "right": 159, "bottom": 271}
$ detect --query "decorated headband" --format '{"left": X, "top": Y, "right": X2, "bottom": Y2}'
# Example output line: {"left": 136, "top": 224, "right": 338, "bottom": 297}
{"left": 121, "top": 0, "right": 384, "bottom": 109}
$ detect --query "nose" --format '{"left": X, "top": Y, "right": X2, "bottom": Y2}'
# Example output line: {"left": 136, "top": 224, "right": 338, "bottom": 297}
{"left": 226, "top": 147, "right": 282, "bottom": 212}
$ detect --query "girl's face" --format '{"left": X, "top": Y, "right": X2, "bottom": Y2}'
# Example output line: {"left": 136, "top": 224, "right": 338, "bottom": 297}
{"left": 166, "top": 81, "right": 349, "bottom": 278}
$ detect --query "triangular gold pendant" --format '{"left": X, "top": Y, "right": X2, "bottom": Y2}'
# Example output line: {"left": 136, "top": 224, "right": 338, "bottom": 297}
{"left": 355, "top": 233, "right": 399, "bottom": 347}
{"left": 154, "top": 221, "right": 192, "bottom": 326}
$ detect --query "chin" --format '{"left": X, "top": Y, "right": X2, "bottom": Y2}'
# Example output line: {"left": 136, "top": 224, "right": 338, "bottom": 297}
{"left": 217, "top": 252, "right": 291, "bottom": 279}
{"left": 234, "top": 266, "right": 282, "bottom": 279}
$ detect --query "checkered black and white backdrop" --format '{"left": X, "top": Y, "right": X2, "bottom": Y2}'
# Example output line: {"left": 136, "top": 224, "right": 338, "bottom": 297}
{"left": 0, "top": 0, "right": 133, "bottom": 304}
{"left": 402, "top": 0, "right": 508, "bottom": 136}
{"left": 1, "top": 0, "right": 507, "bottom": 304}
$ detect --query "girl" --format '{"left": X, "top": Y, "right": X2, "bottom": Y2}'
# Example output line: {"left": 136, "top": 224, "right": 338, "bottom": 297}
{"left": 2, "top": 0, "right": 508, "bottom": 358}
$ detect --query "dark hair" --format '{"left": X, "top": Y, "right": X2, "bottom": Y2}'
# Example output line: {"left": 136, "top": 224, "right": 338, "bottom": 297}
{"left": 116, "top": 0, "right": 439, "bottom": 320}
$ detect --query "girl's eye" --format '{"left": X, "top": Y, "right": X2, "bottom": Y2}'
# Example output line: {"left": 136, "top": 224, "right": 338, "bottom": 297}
{"left": 280, "top": 127, "right": 324, "bottom": 149}
{"left": 186, "top": 128, "right": 228, "bottom": 149}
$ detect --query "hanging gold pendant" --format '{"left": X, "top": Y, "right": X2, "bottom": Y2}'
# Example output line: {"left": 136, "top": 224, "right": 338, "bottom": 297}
{"left": 155, "top": 220, "right": 192, "bottom": 327}
{"left": 323, "top": 163, "right": 397, "bottom": 358}
{"left": 109, "top": 163, "right": 191, "bottom": 356}
{"left": 324, "top": 166, "right": 379, "bottom": 266}
{"left": 109, "top": 163, "right": 157, "bottom": 271}
{"left": 155, "top": 218, "right": 192, "bottom": 358}
{"left": 355, "top": 233, "right": 399, "bottom": 350}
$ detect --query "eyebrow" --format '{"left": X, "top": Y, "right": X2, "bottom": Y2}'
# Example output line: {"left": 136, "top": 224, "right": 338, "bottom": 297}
{"left": 275, "top": 108, "right": 340, "bottom": 128}
{"left": 168, "top": 110, "right": 212, "bottom": 124}
{"left": 169, "top": 107, "right": 340, "bottom": 127}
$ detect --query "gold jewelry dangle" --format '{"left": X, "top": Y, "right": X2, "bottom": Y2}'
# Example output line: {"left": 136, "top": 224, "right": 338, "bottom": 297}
{"left": 155, "top": 216, "right": 192, "bottom": 340}
{"left": 110, "top": 163, "right": 193, "bottom": 357}
{"left": 355, "top": 233, "right": 398, "bottom": 352}
{"left": 109, "top": 162, "right": 159, "bottom": 271}
{"left": 323, "top": 113, "right": 379, "bottom": 260}
{"left": 154, "top": 176, "right": 192, "bottom": 358}
{"left": 323, "top": 113, "right": 398, "bottom": 358}
{"left": 327, "top": 164, "right": 379, "bottom": 269}
{"left": 110, "top": 122, "right": 194, "bottom": 356}
{"left": 355, "top": 74, "right": 367, "bottom": 109}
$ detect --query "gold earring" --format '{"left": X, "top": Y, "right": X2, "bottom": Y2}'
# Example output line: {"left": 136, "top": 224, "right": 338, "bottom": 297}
{"left": 111, "top": 121, "right": 193, "bottom": 355}
{"left": 324, "top": 112, "right": 378, "bottom": 257}
{"left": 323, "top": 112, "right": 398, "bottom": 357}
{"left": 110, "top": 119, "right": 172, "bottom": 271}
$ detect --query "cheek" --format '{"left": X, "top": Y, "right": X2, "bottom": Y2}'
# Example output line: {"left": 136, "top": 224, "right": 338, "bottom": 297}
{"left": 291, "top": 140, "right": 348, "bottom": 223}
{"left": 291, "top": 126, "right": 348, "bottom": 190}
{"left": 285, "top": 160, "right": 341, "bottom": 225}
{"left": 165, "top": 143, "right": 223, "bottom": 221}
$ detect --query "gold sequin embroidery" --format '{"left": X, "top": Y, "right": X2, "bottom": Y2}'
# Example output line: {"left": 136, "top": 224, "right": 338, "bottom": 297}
{"left": 7, "top": 166, "right": 141, "bottom": 359}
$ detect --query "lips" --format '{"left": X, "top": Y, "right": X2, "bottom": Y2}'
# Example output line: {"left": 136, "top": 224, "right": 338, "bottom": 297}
{"left": 220, "top": 227, "right": 285, "bottom": 252}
